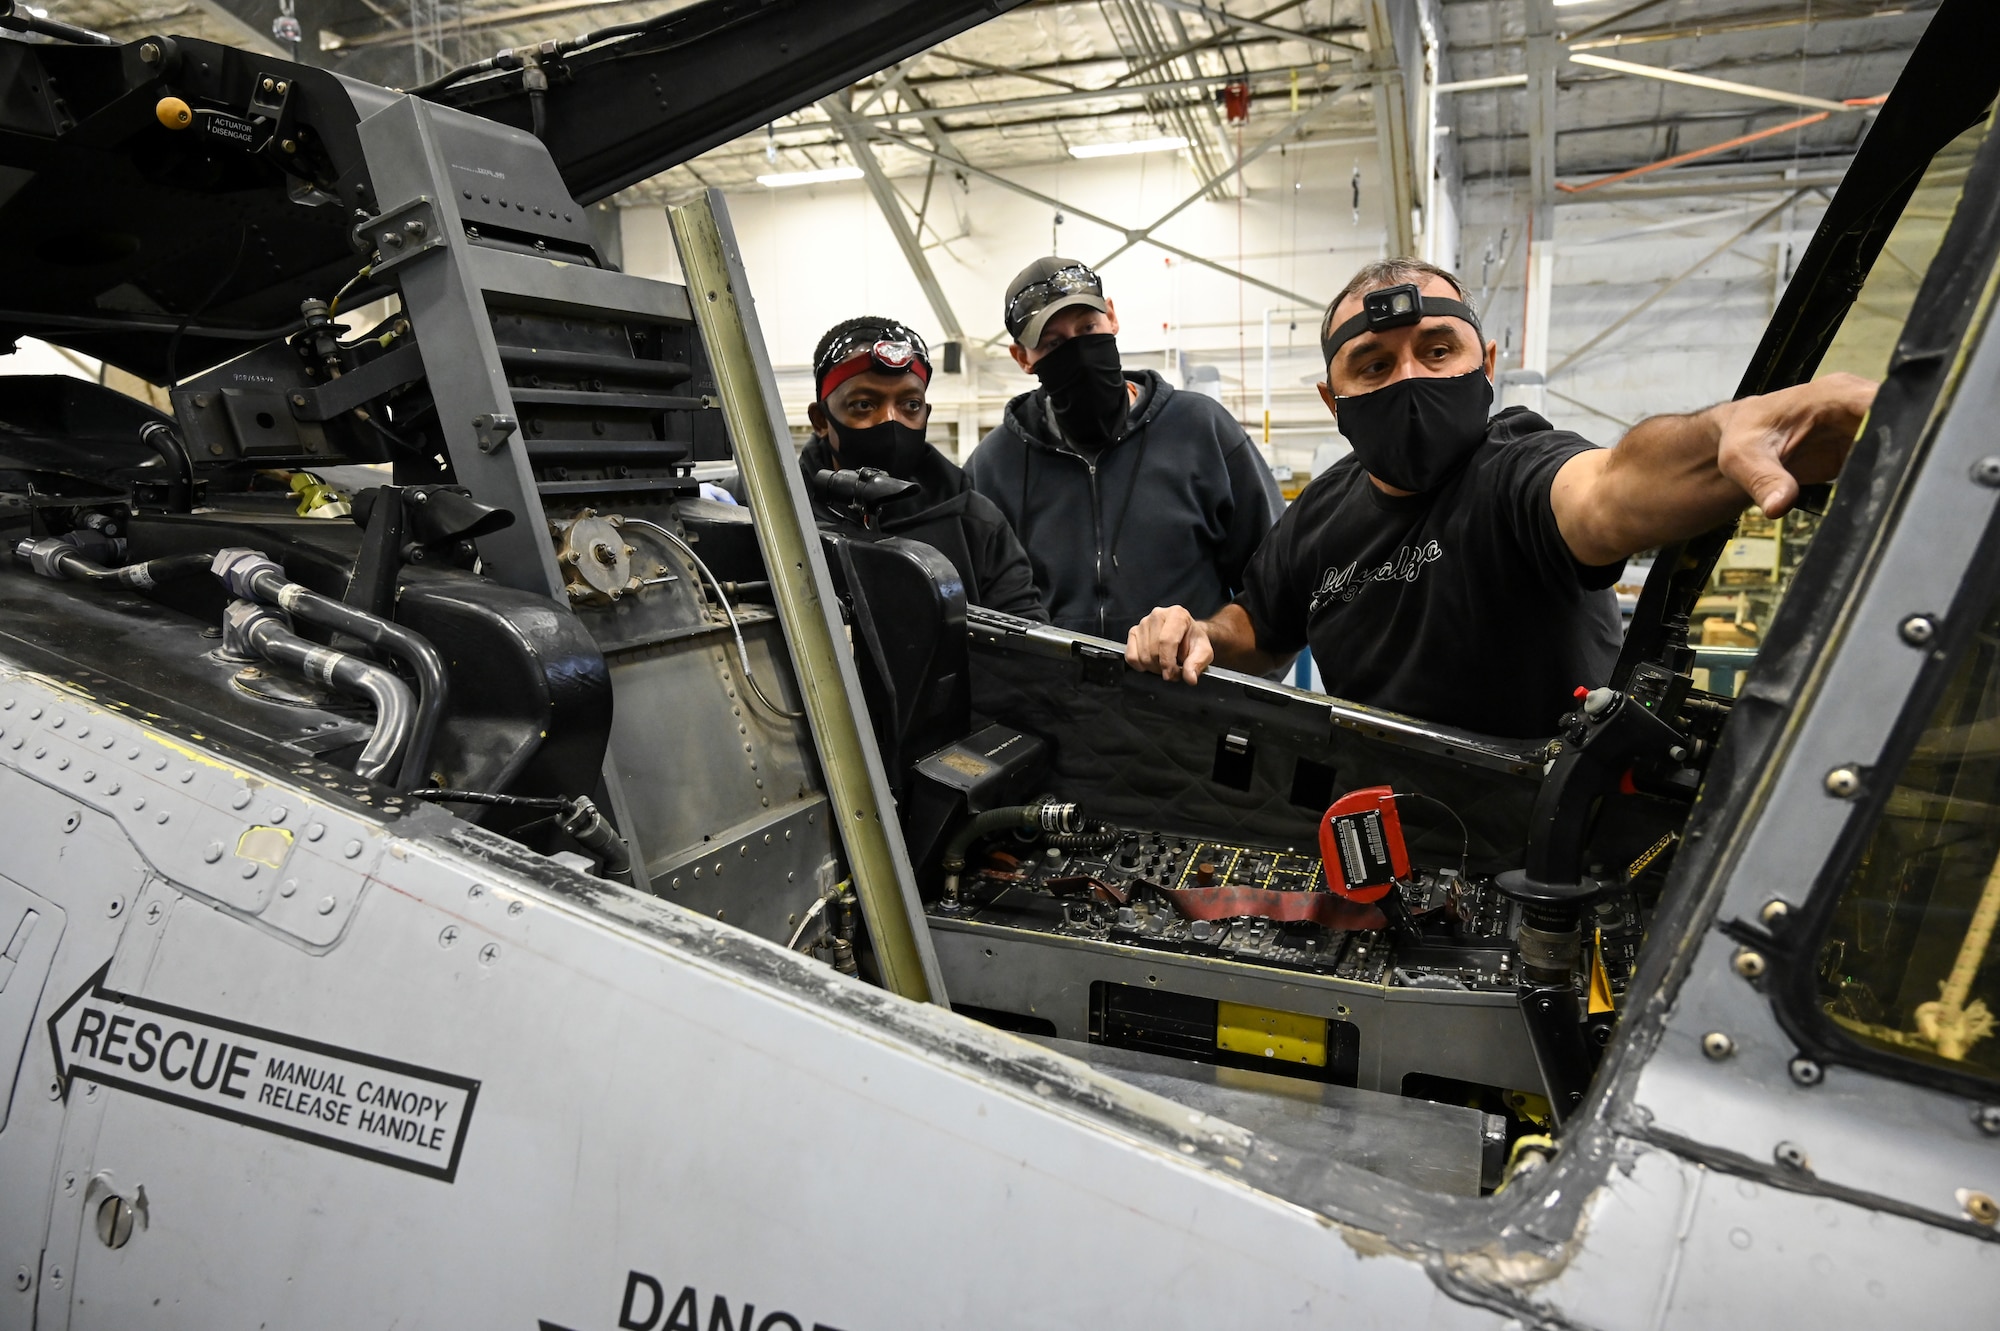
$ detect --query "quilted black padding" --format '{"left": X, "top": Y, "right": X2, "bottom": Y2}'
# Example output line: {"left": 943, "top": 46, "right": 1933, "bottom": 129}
{"left": 969, "top": 628, "right": 1542, "bottom": 873}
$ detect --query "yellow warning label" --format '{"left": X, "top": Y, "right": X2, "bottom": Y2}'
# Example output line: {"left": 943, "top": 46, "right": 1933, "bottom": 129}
{"left": 1216, "top": 1001, "right": 1327, "bottom": 1067}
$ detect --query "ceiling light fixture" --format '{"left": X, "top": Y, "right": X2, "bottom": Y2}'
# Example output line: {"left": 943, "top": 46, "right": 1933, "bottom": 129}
{"left": 756, "top": 165, "right": 864, "bottom": 188}
{"left": 1068, "top": 136, "right": 1188, "bottom": 159}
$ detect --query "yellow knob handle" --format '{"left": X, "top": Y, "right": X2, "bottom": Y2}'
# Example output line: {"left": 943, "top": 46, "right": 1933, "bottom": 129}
{"left": 155, "top": 97, "right": 192, "bottom": 130}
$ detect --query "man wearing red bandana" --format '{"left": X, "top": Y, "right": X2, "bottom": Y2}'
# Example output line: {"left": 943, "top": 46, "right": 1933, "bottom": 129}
{"left": 801, "top": 316, "right": 1045, "bottom": 622}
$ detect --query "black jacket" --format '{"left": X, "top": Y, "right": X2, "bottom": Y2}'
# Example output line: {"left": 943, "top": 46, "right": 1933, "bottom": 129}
{"left": 964, "top": 370, "right": 1282, "bottom": 640}
{"left": 800, "top": 435, "right": 1047, "bottom": 621}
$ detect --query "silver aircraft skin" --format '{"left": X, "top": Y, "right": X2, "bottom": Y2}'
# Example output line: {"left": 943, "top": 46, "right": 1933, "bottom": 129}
{"left": 4, "top": 5, "right": 2000, "bottom": 1327}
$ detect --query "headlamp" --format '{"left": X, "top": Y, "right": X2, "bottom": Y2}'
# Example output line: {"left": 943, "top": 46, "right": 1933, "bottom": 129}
{"left": 1321, "top": 282, "right": 1481, "bottom": 369}
{"left": 815, "top": 322, "right": 933, "bottom": 400}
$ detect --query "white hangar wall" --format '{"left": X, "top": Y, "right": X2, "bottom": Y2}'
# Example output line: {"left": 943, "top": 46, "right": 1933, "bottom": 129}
{"left": 618, "top": 142, "right": 1396, "bottom": 470}
{"left": 617, "top": 152, "right": 1840, "bottom": 475}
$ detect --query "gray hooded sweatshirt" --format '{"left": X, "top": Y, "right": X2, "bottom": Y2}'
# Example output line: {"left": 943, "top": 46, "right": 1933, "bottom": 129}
{"left": 964, "top": 369, "right": 1283, "bottom": 641}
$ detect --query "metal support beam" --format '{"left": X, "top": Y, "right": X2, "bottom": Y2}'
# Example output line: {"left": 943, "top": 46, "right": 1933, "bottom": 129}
{"left": 1087, "top": 71, "right": 1370, "bottom": 272}
{"left": 1118, "top": 2, "right": 1359, "bottom": 83}
{"left": 1436, "top": 73, "right": 1527, "bottom": 94}
{"left": 1518, "top": 0, "right": 1559, "bottom": 414}
{"left": 822, "top": 94, "right": 967, "bottom": 343}
{"left": 873, "top": 130, "right": 1323, "bottom": 316}
{"left": 1150, "top": 0, "right": 1354, "bottom": 54}
{"left": 1366, "top": 0, "right": 1418, "bottom": 256}
{"left": 1154, "top": 1, "right": 1244, "bottom": 201}
{"left": 766, "top": 63, "right": 1361, "bottom": 142}
{"left": 872, "top": 65, "right": 977, "bottom": 254}
{"left": 1568, "top": 52, "right": 1859, "bottom": 115}
{"left": 670, "top": 190, "right": 948, "bottom": 1006}
{"left": 1548, "top": 189, "right": 1804, "bottom": 378}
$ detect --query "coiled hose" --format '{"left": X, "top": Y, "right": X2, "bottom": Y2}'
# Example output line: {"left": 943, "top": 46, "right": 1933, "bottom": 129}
{"left": 940, "top": 798, "right": 1091, "bottom": 902}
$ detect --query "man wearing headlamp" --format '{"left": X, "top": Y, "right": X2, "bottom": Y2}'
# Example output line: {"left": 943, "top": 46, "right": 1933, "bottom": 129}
{"left": 801, "top": 316, "right": 1045, "bottom": 621}
{"left": 1124, "top": 258, "right": 1876, "bottom": 738}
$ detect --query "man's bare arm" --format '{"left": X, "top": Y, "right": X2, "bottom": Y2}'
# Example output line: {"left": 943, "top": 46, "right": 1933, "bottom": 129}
{"left": 1551, "top": 373, "right": 1876, "bottom": 567}
{"left": 1125, "top": 603, "right": 1281, "bottom": 685}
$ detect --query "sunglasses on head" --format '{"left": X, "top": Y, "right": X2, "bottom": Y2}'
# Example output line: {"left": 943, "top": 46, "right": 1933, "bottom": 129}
{"left": 1004, "top": 263, "right": 1103, "bottom": 339}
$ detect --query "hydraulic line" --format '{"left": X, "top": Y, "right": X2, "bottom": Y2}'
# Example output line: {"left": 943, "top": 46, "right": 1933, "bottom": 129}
{"left": 408, "top": 788, "right": 633, "bottom": 882}
{"left": 137, "top": 420, "right": 196, "bottom": 499}
{"left": 213, "top": 548, "right": 448, "bottom": 789}
{"left": 18, "top": 540, "right": 451, "bottom": 791}
{"left": 940, "top": 799, "right": 1087, "bottom": 902}
{"left": 223, "top": 602, "right": 414, "bottom": 782}
{"left": 13, "top": 539, "right": 212, "bottom": 590}
{"left": 406, "top": 7, "right": 694, "bottom": 98}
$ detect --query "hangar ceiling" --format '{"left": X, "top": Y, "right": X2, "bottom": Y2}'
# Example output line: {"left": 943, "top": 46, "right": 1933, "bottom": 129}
{"left": 27, "top": 0, "right": 1934, "bottom": 208}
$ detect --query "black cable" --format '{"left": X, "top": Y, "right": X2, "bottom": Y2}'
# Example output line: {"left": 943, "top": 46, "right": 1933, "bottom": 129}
{"left": 407, "top": 2, "right": 723, "bottom": 99}
{"left": 1387, "top": 791, "right": 1471, "bottom": 881}
{"left": 165, "top": 225, "right": 250, "bottom": 390}
{"left": 408, "top": 788, "right": 571, "bottom": 810}
{"left": 0, "top": 309, "right": 306, "bottom": 340}
{"left": 405, "top": 48, "right": 522, "bottom": 98}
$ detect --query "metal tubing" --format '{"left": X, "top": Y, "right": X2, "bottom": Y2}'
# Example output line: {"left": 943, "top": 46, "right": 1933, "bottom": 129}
{"left": 1557, "top": 112, "right": 1831, "bottom": 195}
{"left": 227, "top": 602, "right": 416, "bottom": 782}
{"left": 214, "top": 549, "right": 451, "bottom": 789}
{"left": 669, "top": 188, "right": 946, "bottom": 1005}
{"left": 1568, "top": 52, "right": 1858, "bottom": 115}
{"left": 258, "top": 571, "right": 446, "bottom": 788}
{"left": 13, "top": 542, "right": 213, "bottom": 590}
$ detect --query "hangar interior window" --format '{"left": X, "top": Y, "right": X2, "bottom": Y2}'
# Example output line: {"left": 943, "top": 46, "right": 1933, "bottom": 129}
{"left": 1812, "top": 585, "right": 2000, "bottom": 1086}
{"left": 1693, "top": 111, "right": 1992, "bottom": 699}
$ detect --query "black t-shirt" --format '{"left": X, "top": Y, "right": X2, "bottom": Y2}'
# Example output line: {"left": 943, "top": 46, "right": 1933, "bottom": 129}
{"left": 1237, "top": 407, "right": 1625, "bottom": 739}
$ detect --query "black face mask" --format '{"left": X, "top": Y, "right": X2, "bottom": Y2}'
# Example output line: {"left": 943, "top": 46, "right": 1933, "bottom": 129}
{"left": 827, "top": 416, "right": 929, "bottom": 477}
{"left": 1335, "top": 369, "right": 1495, "bottom": 492}
{"left": 1032, "top": 332, "right": 1128, "bottom": 450}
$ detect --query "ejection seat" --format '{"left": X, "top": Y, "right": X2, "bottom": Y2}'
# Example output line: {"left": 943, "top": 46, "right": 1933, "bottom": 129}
{"left": 815, "top": 527, "right": 971, "bottom": 795}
